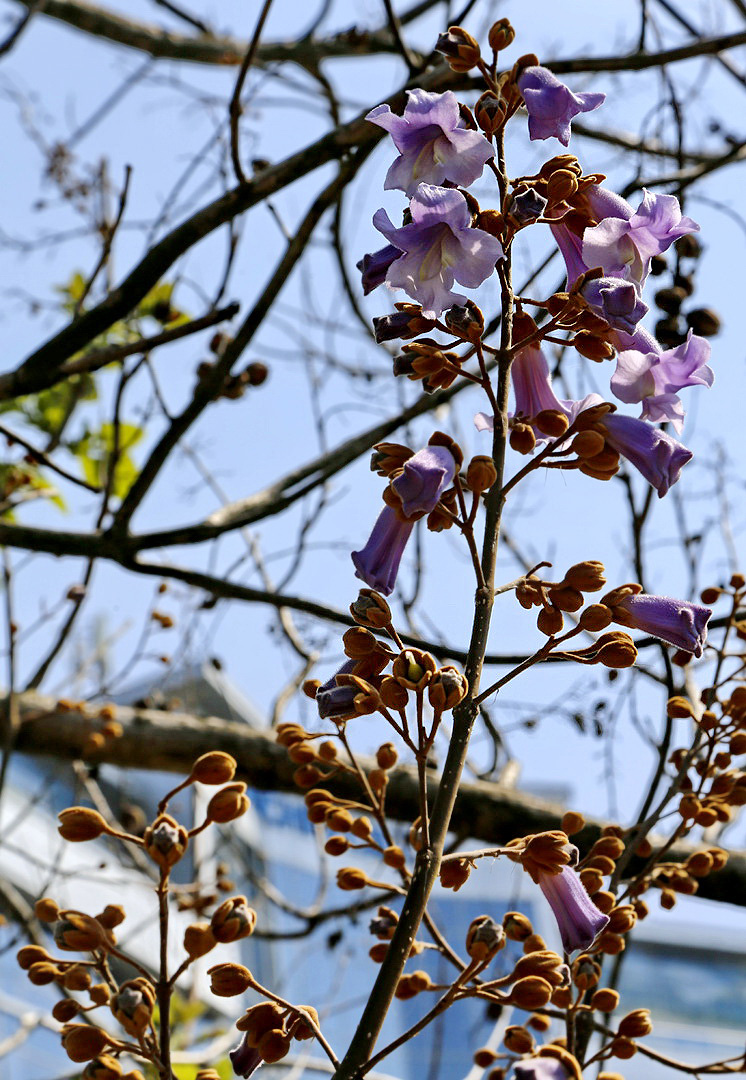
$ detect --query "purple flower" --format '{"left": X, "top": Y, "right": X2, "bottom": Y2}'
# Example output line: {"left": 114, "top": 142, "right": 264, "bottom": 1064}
{"left": 537, "top": 866, "right": 609, "bottom": 953}
{"left": 352, "top": 445, "right": 456, "bottom": 595}
{"left": 517, "top": 66, "right": 604, "bottom": 145}
{"left": 583, "top": 188, "right": 699, "bottom": 289}
{"left": 581, "top": 276, "right": 648, "bottom": 333}
{"left": 351, "top": 506, "right": 414, "bottom": 597}
{"left": 230, "top": 1034, "right": 263, "bottom": 1078}
{"left": 357, "top": 244, "right": 401, "bottom": 295}
{"left": 611, "top": 328, "right": 713, "bottom": 432}
{"left": 514, "top": 1057, "right": 575, "bottom": 1080}
{"left": 367, "top": 89, "right": 494, "bottom": 196}
{"left": 600, "top": 412, "right": 692, "bottom": 497}
{"left": 611, "top": 593, "right": 712, "bottom": 657}
{"left": 316, "top": 659, "right": 359, "bottom": 720}
{"left": 373, "top": 184, "right": 504, "bottom": 317}
{"left": 509, "top": 340, "right": 566, "bottom": 428}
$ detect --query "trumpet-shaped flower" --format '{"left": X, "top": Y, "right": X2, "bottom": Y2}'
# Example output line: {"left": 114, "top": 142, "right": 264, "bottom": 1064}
{"left": 537, "top": 866, "right": 609, "bottom": 953}
{"left": 367, "top": 89, "right": 494, "bottom": 195}
{"left": 230, "top": 1035, "right": 263, "bottom": 1078}
{"left": 352, "top": 445, "right": 456, "bottom": 595}
{"left": 580, "top": 275, "right": 648, "bottom": 333}
{"left": 610, "top": 328, "right": 713, "bottom": 432}
{"left": 357, "top": 244, "right": 401, "bottom": 295}
{"left": 611, "top": 593, "right": 711, "bottom": 657}
{"left": 600, "top": 412, "right": 692, "bottom": 497}
{"left": 372, "top": 184, "right": 504, "bottom": 317}
{"left": 517, "top": 65, "right": 604, "bottom": 145}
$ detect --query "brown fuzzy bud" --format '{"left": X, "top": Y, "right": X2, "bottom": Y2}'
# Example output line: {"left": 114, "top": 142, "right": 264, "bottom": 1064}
{"left": 190, "top": 751, "right": 237, "bottom": 785}
{"left": 325, "top": 835, "right": 349, "bottom": 856}
{"left": 294, "top": 764, "right": 323, "bottom": 788}
{"left": 383, "top": 845, "right": 407, "bottom": 870}
{"left": 563, "top": 561, "right": 606, "bottom": 592}
{"left": 96, "top": 904, "right": 126, "bottom": 930}
{"left": 110, "top": 979, "right": 156, "bottom": 1037}
{"left": 466, "top": 915, "right": 506, "bottom": 962}
{"left": 54, "top": 911, "right": 105, "bottom": 953}
{"left": 440, "top": 858, "right": 472, "bottom": 891}
{"left": 579, "top": 868, "right": 604, "bottom": 895}
{"left": 522, "top": 933, "right": 547, "bottom": 953}
{"left": 466, "top": 455, "right": 498, "bottom": 493}
{"left": 445, "top": 301, "right": 484, "bottom": 342}
{"left": 208, "top": 962, "right": 253, "bottom": 997}
{"left": 594, "top": 890, "right": 616, "bottom": 914}
{"left": 667, "top": 696, "right": 695, "bottom": 718}
{"left": 610, "top": 1037, "right": 637, "bottom": 1059}
{"left": 708, "top": 847, "right": 729, "bottom": 871}
{"left": 537, "top": 605, "right": 563, "bottom": 636}
{"left": 368, "top": 768, "right": 388, "bottom": 795}
{"left": 528, "top": 1013, "right": 552, "bottom": 1032}
{"left": 53, "top": 999, "right": 81, "bottom": 1023}
{"left": 561, "top": 811, "right": 586, "bottom": 836}
{"left": 17, "top": 945, "right": 48, "bottom": 970}
{"left": 592, "top": 988, "right": 620, "bottom": 1012}
{"left": 547, "top": 169, "right": 579, "bottom": 202}
{"left": 509, "top": 976, "right": 553, "bottom": 1009}
{"left": 512, "top": 950, "right": 566, "bottom": 986}
{"left": 503, "top": 911, "right": 533, "bottom": 940}
{"left": 62, "top": 1024, "right": 109, "bottom": 1063}
{"left": 376, "top": 742, "right": 398, "bottom": 769}
{"left": 58, "top": 807, "right": 108, "bottom": 842}
{"left": 289, "top": 1005, "right": 320, "bottom": 1041}
{"left": 28, "top": 961, "right": 60, "bottom": 985}
{"left": 534, "top": 410, "right": 570, "bottom": 437}
{"left": 89, "top": 984, "right": 111, "bottom": 1006}
{"left": 436, "top": 25, "right": 481, "bottom": 71}
{"left": 618, "top": 1008, "right": 653, "bottom": 1038}
{"left": 503, "top": 1026, "right": 534, "bottom": 1054}
{"left": 379, "top": 677, "right": 408, "bottom": 710}
{"left": 517, "top": 830, "right": 575, "bottom": 882}
{"left": 572, "top": 430, "right": 607, "bottom": 458}
{"left": 579, "top": 604, "right": 613, "bottom": 632}
{"left": 83, "top": 1057, "right": 124, "bottom": 1080}
{"left": 488, "top": 17, "right": 515, "bottom": 52}
{"left": 143, "top": 814, "right": 188, "bottom": 869}
{"left": 686, "top": 308, "right": 720, "bottom": 337}
{"left": 64, "top": 964, "right": 92, "bottom": 991}
{"left": 207, "top": 783, "right": 250, "bottom": 824}
{"left": 337, "top": 867, "right": 368, "bottom": 891}
{"left": 474, "top": 1048, "right": 498, "bottom": 1067}
{"left": 607, "top": 905, "right": 637, "bottom": 934}
{"left": 572, "top": 954, "right": 601, "bottom": 990}
{"left": 258, "top": 1029, "right": 291, "bottom": 1063}
{"left": 211, "top": 896, "right": 257, "bottom": 943}
{"left": 35, "top": 897, "right": 60, "bottom": 922}
{"left": 350, "top": 589, "right": 392, "bottom": 629}
{"left": 510, "top": 422, "right": 537, "bottom": 454}
{"left": 547, "top": 585, "right": 584, "bottom": 613}
{"left": 350, "top": 815, "right": 373, "bottom": 841}
{"left": 592, "top": 836, "right": 625, "bottom": 859}
{"left": 428, "top": 666, "right": 468, "bottom": 710}
{"left": 474, "top": 92, "right": 505, "bottom": 136}
{"left": 597, "top": 931, "right": 626, "bottom": 955}
{"left": 369, "top": 942, "right": 388, "bottom": 963}
{"left": 573, "top": 331, "right": 615, "bottom": 361}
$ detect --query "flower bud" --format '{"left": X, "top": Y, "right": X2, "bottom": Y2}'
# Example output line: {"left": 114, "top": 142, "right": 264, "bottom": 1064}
{"left": 380, "top": 677, "right": 408, "bottom": 710}
{"left": 54, "top": 911, "right": 105, "bottom": 953}
{"left": 667, "top": 696, "right": 695, "bottom": 718}
{"left": 289, "top": 1005, "right": 320, "bottom": 1041}
{"left": 190, "top": 751, "right": 237, "bottom": 785}
{"left": 337, "top": 867, "right": 368, "bottom": 891}
{"left": 89, "top": 984, "right": 111, "bottom": 1006}
{"left": 466, "top": 915, "right": 506, "bottom": 962}
{"left": 208, "top": 962, "right": 253, "bottom": 997}
{"left": 392, "top": 648, "right": 437, "bottom": 690}
{"left": 64, "top": 964, "right": 92, "bottom": 991}
{"left": 258, "top": 1029, "right": 291, "bottom": 1063}
{"left": 377, "top": 742, "right": 398, "bottom": 769}
{"left": 17, "top": 945, "right": 49, "bottom": 969}
{"left": 516, "top": 831, "right": 575, "bottom": 881}
{"left": 466, "top": 455, "right": 498, "bottom": 494}
{"left": 326, "top": 807, "right": 354, "bottom": 831}
{"left": 97, "top": 904, "right": 126, "bottom": 930}
{"left": 53, "top": 999, "right": 81, "bottom": 1023}
{"left": 537, "top": 606, "right": 563, "bottom": 636}
{"left": 236, "top": 1000, "right": 285, "bottom": 1039}
{"left": 58, "top": 807, "right": 108, "bottom": 842}
{"left": 535, "top": 410, "right": 569, "bottom": 437}
{"left": 503, "top": 911, "right": 533, "bottom": 940}
{"left": 488, "top": 17, "right": 515, "bottom": 52}
{"left": 370, "top": 906, "right": 398, "bottom": 939}
{"left": 28, "top": 961, "right": 60, "bottom": 984}
{"left": 618, "top": 1008, "right": 653, "bottom": 1038}
{"left": 592, "top": 988, "right": 620, "bottom": 1012}
{"left": 563, "top": 560, "right": 606, "bottom": 592}
{"left": 383, "top": 845, "right": 406, "bottom": 870}
{"left": 207, "top": 783, "right": 250, "bottom": 823}
{"left": 435, "top": 26, "right": 481, "bottom": 71}
{"left": 211, "top": 896, "right": 257, "bottom": 943}
{"left": 351, "top": 815, "right": 373, "bottom": 840}
{"left": 61, "top": 1024, "right": 109, "bottom": 1063}
{"left": 503, "top": 1026, "right": 534, "bottom": 1054}
{"left": 445, "top": 301, "right": 484, "bottom": 343}
{"left": 110, "top": 980, "right": 155, "bottom": 1036}
{"left": 610, "top": 1037, "right": 637, "bottom": 1059}
{"left": 473, "top": 1048, "right": 498, "bottom": 1067}
{"left": 607, "top": 905, "right": 636, "bottom": 934}
{"left": 428, "top": 666, "right": 468, "bottom": 711}
{"left": 509, "top": 421, "right": 538, "bottom": 455}
{"left": 509, "top": 976, "right": 553, "bottom": 1009}
{"left": 35, "top": 897, "right": 60, "bottom": 922}
{"left": 572, "top": 954, "right": 601, "bottom": 990}
{"left": 439, "top": 858, "right": 471, "bottom": 891}
{"left": 579, "top": 604, "right": 613, "bottom": 632}
{"left": 325, "top": 835, "right": 349, "bottom": 856}
{"left": 83, "top": 1056, "right": 123, "bottom": 1080}
{"left": 547, "top": 585, "right": 584, "bottom": 613}
{"left": 143, "top": 814, "right": 188, "bottom": 869}
{"left": 561, "top": 811, "right": 585, "bottom": 836}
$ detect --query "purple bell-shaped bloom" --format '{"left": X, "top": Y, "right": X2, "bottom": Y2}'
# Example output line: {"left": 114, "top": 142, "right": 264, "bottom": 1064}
{"left": 600, "top": 412, "right": 692, "bottom": 497}
{"left": 580, "top": 276, "right": 648, "bottom": 334}
{"left": 517, "top": 65, "right": 605, "bottom": 146}
{"left": 611, "top": 328, "right": 713, "bottom": 432}
{"left": 611, "top": 593, "right": 712, "bottom": 657}
{"left": 372, "top": 184, "right": 504, "bottom": 317}
{"left": 316, "top": 659, "right": 359, "bottom": 720}
{"left": 367, "top": 89, "right": 494, "bottom": 196}
{"left": 514, "top": 1056, "right": 576, "bottom": 1080}
{"left": 352, "top": 445, "right": 456, "bottom": 595}
{"left": 230, "top": 1034, "right": 263, "bottom": 1078}
{"left": 537, "top": 866, "right": 609, "bottom": 953}
{"left": 357, "top": 244, "right": 402, "bottom": 295}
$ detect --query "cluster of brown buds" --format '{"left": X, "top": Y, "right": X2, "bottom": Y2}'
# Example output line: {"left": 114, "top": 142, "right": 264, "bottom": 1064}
{"left": 53, "top": 699, "right": 123, "bottom": 759}
{"left": 208, "top": 962, "right": 320, "bottom": 1071}
{"left": 24, "top": 751, "right": 259, "bottom": 1075}
{"left": 514, "top": 561, "right": 639, "bottom": 667}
